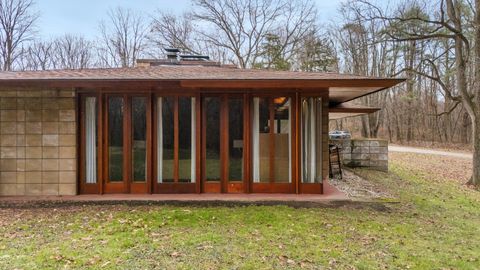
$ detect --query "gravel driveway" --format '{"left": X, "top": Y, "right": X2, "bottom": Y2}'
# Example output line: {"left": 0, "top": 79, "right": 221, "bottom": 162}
{"left": 388, "top": 145, "right": 472, "bottom": 159}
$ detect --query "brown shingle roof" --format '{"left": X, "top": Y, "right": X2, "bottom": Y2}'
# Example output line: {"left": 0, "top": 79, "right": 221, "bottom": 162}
{"left": 0, "top": 65, "right": 405, "bottom": 104}
{"left": 0, "top": 65, "right": 397, "bottom": 81}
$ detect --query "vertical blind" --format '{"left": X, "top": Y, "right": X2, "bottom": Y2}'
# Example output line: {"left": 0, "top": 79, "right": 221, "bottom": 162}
{"left": 85, "top": 97, "right": 97, "bottom": 184}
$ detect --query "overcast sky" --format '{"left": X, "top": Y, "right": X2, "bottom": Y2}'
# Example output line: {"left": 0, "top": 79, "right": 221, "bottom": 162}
{"left": 36, "top": 0, "right": 345, "bottom": 39}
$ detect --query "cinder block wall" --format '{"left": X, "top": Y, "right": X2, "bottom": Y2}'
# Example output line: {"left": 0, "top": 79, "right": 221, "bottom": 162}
{"left": 330, "top": 138, "right": 388, "bottom": 172}
{"left": 0, "top": 88, "right": 77, "bottom": 196}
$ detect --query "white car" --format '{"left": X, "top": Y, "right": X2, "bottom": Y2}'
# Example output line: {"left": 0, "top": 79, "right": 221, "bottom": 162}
{"left": 329, "top": 130, "right": 351, "bottom": 139}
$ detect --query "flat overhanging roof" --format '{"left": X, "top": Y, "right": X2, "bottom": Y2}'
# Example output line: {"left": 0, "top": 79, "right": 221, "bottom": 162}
{"left": 0, "top": 66, "right": 404, "bottom": 104}
{"left": 329, "top": 104, "right": 381, "bottom": 120}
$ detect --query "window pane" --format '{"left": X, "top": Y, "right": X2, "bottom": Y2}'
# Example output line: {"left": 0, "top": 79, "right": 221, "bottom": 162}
{"left": 85, "top": 97, "right": 97, "bottom": 184}
{"left": 204, "top": 97, "right": 221, "bottom": 181}
{"left": 228, "top": 98, "right": 243, "bottom": 181}
{"left": 273, "top": 97, "right": 290, "bottom": 183}
{"left": 132, "top": 97, "right": 147, "bottom": 182}
{"left": 108, "top": 97, "right": 123, "bottom": 182}
{"left": 161, "top": 97, "right": 175, "bottom": 182}
{"left": 258, "top": 98, "right": 270, "bottom": 183}
{"left": 178, "top": 97, "right": 193, "bottom": 182}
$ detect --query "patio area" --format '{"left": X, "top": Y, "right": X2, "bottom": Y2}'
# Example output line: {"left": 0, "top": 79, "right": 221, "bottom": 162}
{"left": 0, "top": 180, "right": 347, "bottom": 205}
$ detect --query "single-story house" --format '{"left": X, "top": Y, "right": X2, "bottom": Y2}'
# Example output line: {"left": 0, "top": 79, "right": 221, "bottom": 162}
{"left": 0, "top": 55, "right": 403, "bottom": 196}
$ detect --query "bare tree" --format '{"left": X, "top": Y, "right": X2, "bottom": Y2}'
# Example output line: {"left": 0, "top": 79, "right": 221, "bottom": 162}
{"left": 149, "top": 11, "right": 231, "bottom": 63}
{"left": 191, "top": 0, "right": 317, "bottom": 68}
{"left": 17, "top": 40, "right": 52, "bottom": 70}
{"left": 97, "top": 7, "right": 148, "bottom": 68}
{"left": 334, "top": 5, "right": 402, "bottom": 139}
{"left": 346, "top": 0, "right": 480, "bottom": 186}
{"left": 0, "top": 0, "right": 38, "bottom": 71}
{"left": 52, "top": 34, "right": 92, "bottom": 69}
{"left": 149, "top": 12, "right": 199, "bottom": 56}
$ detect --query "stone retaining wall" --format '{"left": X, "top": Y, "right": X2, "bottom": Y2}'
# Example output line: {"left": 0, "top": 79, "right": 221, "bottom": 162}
{"left": 330, "top": 139, "right": 388, "bottom": 172}
{"left": 0, "top": 88, "right": 77, "bottom": 196}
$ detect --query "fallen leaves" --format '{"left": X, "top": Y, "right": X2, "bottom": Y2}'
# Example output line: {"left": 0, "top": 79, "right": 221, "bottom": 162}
{"left": 170, "top": 251, "right": 182, "bottom": 258}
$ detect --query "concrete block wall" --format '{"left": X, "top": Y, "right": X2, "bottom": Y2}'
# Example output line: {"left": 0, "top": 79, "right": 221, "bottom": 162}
{"left": 330, "top": 138, "right": 388, "bottom": 172}
{"left": 0, "top": 88, "right": 77, "bottom": 196}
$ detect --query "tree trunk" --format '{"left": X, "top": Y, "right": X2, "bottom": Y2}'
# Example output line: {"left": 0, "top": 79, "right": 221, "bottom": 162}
{"left": 361, "top": 115, "right": 369, "bottom": 138}
{"left": 470, "top": 117, "right": 480, "bottom": 186}
{"left": 406, "top": 40, "right": 416, "bottom": 142}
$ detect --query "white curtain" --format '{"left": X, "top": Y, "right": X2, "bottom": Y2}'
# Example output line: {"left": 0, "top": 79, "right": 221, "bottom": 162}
{"left": 252, "top": 97, "right": 260, "bottom": 182}
{"left": 191, "top": 97, "right": 196, "bottom": 183}
{"left": 301, "top": 100, "right": 308, "bottom": 182}
{"left": 302, "top": 97, "right": 322, "bottom": 183}
{"left": 157, "top": 97, "right": 163, "bottom": 183}
{"left": 85, "top": 97, "right": 97, "bottom": 184}
{"left": 309, "top": 98, "right": 316, "bottom": 183}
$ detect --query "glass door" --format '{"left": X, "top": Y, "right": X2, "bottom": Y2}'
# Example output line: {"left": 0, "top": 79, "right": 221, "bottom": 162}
{"left": 104, "top": 95, "right": 126, "bottom": 193}
{"left": 226, "top": 96, "right": 245, "bottom": 193}
{"left": 154, "top": 95, "right": 197, "bottom": 193}
{"left": 251, "top": 96, "right": 295, "bottom": 193}
{"left": 104, "top": 94, "right": 151, "bottom": 194}
{"left": 202, "top": 95, "right": 246, "bottom": 193}
{"left": 130, "top": 96, "right": 151, "bottom": 193}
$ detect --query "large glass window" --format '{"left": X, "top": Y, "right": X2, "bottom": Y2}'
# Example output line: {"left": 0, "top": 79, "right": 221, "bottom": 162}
{"left": 301, "top": 97, "right": 322, "bottom": 183}
{"left": 108, "top": 97, "right": 124, "bottom": 182}
{"left": 132, "top": 97, "right": 147, "bottom": 182}
{"left": 85, "top": 97, "right": 97, "bottom": 184}
{"left": 228, "top": 98, "right": 244, "bottom": 181}
{"left": 204, "top": 97, "right": 221, "bottom": 181}
{"left": 178, "top": 97, "right": 195, "bottom": 182}
{"left": 273, "top": 97, "right": 291, "bottom": 183}
{"left": 157, "top": 96, "right": 196, "bottom": 183}
{"left": 252, "top": 97, "right": 291, "bottom": 183}
{"left": 158, "top": 97, "right": 174, "bottom": 182}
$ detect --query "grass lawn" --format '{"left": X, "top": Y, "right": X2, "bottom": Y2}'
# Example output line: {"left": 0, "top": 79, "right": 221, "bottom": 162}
{"left": 1, "top": 153, "right": 480, "bottom": 269}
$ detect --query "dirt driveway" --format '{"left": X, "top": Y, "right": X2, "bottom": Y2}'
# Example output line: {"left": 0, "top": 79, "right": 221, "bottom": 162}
{"left": 389, "top": 145, "right": 472, "bottom": 159}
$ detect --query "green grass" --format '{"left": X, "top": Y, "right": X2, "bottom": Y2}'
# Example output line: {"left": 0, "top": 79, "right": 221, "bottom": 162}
{"left": 1, "top": 159, "right": 479, "bottom": 269}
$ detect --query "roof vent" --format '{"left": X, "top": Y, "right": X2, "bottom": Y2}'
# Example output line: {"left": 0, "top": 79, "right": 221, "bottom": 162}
{"left": 165, "top": 48, "right": 180, "bottom": 61}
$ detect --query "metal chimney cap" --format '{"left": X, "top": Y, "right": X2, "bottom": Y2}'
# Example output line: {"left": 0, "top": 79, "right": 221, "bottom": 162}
{"left": 179, "top": 55, "right": 210, "bottom": 61}
{"left": 164, "top": 48, "right": 181, "bottom": 53}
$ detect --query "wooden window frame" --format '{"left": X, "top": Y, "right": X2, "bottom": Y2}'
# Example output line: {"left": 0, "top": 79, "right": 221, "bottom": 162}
{"left": 153, "top": 93, "right": 200, "bottom": 193}
{"left": 201, "top": 94, "right": 249, "bottom": 193}
{"left": 250, "top": 93, "right": 297, "bottom": 194}
{"left": 102, "top": 93, "right": 152, "bottom": 194}
{"left": 77, "top": 88, "right": 325, "bottom": 195}
{"left": 298, "top": 92, "right": 329, "bottom": 194}
{"left": 78, "top": 93, "right": 103, "bottom": 194}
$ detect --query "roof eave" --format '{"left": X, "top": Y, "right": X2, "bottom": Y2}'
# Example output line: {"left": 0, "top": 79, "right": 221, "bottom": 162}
{"left": 0, "top": 77, "right": 405, "bottom": 91}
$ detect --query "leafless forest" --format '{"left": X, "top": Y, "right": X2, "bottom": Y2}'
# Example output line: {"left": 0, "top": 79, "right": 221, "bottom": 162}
{"left": 1, "top": 0, "right": 479, "bottom": 185}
